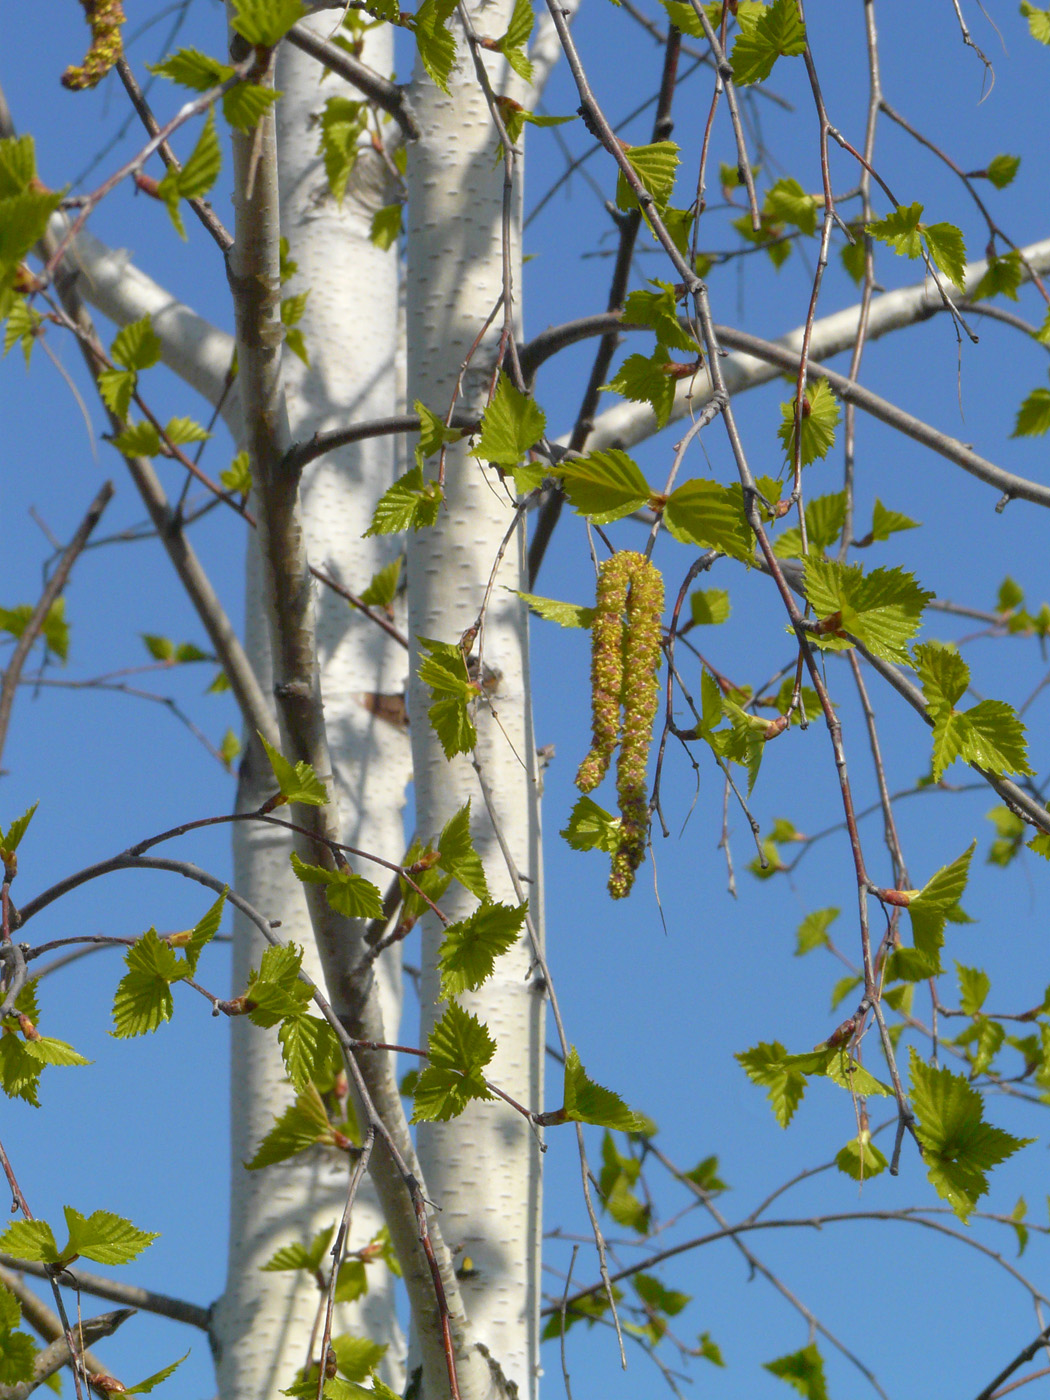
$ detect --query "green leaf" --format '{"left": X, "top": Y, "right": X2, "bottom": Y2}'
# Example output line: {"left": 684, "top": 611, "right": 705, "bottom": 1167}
{"left": 260, "top": 734, "right": 329, "bottom": 806}
{"left": 835, "top": 1133, "right": 888, "bottom": 1181}
{"left": 957, "top": 963, "right": 990, "bottom": 1016}
{"left": 148, "top": 48, "right": 229, "bottom": 90}
{"left": 0, "top": 1220, "right": 59, "bottom": 1264}
{"left": 633, "top": 1272, "right": 689, "bottom": 1317}
{"left": 111, "top": 929, "right": 185, "bottom": 1038}
{"left": 412, "top": 1002, "right": 496, "bottom": 1122}
{"left": 497, "top": 0, "right": 535, "bottom": 81}
{"left": 245, "top": 943, "right": 312, "bottom": 1028}
{"left": 262, "top": 1224, "right": 335, "bottom": 1272}
{"left": 370, "top": 202, "right": 403, "bottom": 251}
{"left": 1012, "top": 382, "right": 1050, "bottom": 437}
{"left": 413, "top": 0, "right": 459, "bottom": 93}
{"left": 689, "top": 587, "right": 730, "bottom": 625}
{"left": 614, "top": 142, "right": 680, "bottom": 214}
{"left": 869, "top": 498, "right": 919, "bottom": 542}
{"left": 246, "top": 1084, "right": 335, "bottom": 1169}
{"left": 365, "top": 465, "right": 444, "bottom": 535}
{"left": 112, "top": 421, "right": 163, "bottom": 457}
{"left": 515, "top": 590, "right": 595, "bottom": 628}
{"left": 142, "top": 633, "right": 174, "bottom": 661}
{"left": 290, "top": 851, "right": 385, "bottom": 920}
{"left": 560, "top": 795, "right": 622, "bottom": 854}
{"left": 436, "top": 801, "right": 490, "bottom": 899}
{"left": 331, "top": 1335, "right": 388, "bottom": 1383}
{"left": 418, "top": 637, "right": 479, "bottom": 758}
{"left": 470, "top": 373, "right": 546, "bottom": 466}
{"left": 157, "top": 110, "right": 221, "bottom": 238}
{"left": 359, "top": 558, "right": 401, "bottom": 609}
{"left": 795, "top": 906, "right": 838, "bottom": 956}
{"left": 763, "top": 176, "right": 817, "bottom": 236}
{"left": 603, "top": 347, "right": 678, "bottom": 430}
{"left": 972, "top": 250, "right": 1023, "bottom": 302}
{"left": 764, "top": 1343, "right": 827, "bottom": 1400}
{"left": 731, "top": 0, "right": 807, "bottom": 85}
{"left": 906, "top": 842, "right": 975, "bottom": 972}
{"left": 777, "top": 380, "right": 839, "bottom": 467}
{"left": 698, "top": 1331, "right": 725, "bottom": 1367}
{"left": 224, "top": 81, "right": 281, "bottom": 134}
{"left": 867, "top": 202, "right": 924, "bottom": 258}
{"left": 1021, "top": 1, "right": 1050, "bottom": 44}
{"left": 164, "top": 416, "right": 210, "bottom": 446}
{"left": 0, "top": 600, "right": 68, "bottom": 662}
{"left": 622, "top": 280, "right": 698, "bottom": 354}
{"left": 1010, "top": 1197, "right": 1029, "bottom": 1257}
{"left": 909, "top": 1048, "right": 1032, "bottom": 1220}
{"left": 552, "top": 450, "right": 651, "bottom": 524}
{"left": 62, "top": 1207, "right": 158, "bottom": 1266}
{"left": 438, "top": 901, "right": 527, "bottom": 998}
{"left": 21, "top": 1036, "right": 90, "bottom": 1068}
{"left": 123, "top": 1351, "right": 190, "bottom": 1395}
{"left": 1, "top": 803, "right": 37, "bottom": 855}
{"left": 221, "top": 451, "right": 253, "bottom": 494}
{"left": 803, "top": 558, "right": 931, "bottom": 663}
{"left": 773, "top": 491, "right": 846, "bottom": 559}
{"left": 985, "top": 153, "right": 1021, "bottom": 188}
{"left": 736, "top": 1040, "right": 807, "bottom": 1127}
{"left": 97, "top": 367, "right": 136, "bottom": 419}
{"left": 111, "top": 315, "right": 161, "bottom": 372}
{"left": 414, "top": 400, "right": 461, "bottom": 470}
{"left": 0, "top": 134, "right": 38, "bottom": 198}
{"left": 231, "top": 0, "right": 308, "bottom": 45}
{"left": 562, "top": 1046, "right": 648, "bottom": 1131}
{"left": 279, "top": 1014, "right": 340, "bottom": 1092}
{"left": 922, "top": 221, "right": 967, "bottom": 290}
{"left": 3, "top": 296, "right": 41, "bottom": 367}
{"left": 663, "top": 479, "right": 753, "bottom": 562}
{"left": 916, "top": 642, "right": 1034, "bottom": 780}
{"left": 0, "top": 188, "right": 64, "bottom": 274}
{"left": 318, "top": 96, "right": 367, "bottom": 205}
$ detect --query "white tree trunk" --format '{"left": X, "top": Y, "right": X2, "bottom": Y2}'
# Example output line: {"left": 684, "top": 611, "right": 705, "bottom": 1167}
{"left": 212, "top": 18, "right": 412, "bottom": 1396}
{"left": 404, "top": 17, "right": 545, "bottom": 1400}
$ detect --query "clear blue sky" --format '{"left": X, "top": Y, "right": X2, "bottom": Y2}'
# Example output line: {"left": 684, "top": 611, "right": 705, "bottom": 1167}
{"left": 4, "top": 3, "right": 1050, "bottom": 1398}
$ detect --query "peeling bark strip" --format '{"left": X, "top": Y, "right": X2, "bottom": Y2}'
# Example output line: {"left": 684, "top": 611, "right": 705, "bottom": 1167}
{"left": 576, "top": 552, "right": 664, "bottom": 898}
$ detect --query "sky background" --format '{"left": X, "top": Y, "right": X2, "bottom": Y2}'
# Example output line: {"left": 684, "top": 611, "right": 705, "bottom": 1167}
{"left": 4, "top": 2, "right": 1050, "bottom": 1398}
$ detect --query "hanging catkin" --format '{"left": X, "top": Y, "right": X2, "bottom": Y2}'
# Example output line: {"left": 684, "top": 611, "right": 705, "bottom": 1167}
{"left": 576, "top": 551, "right": 664, "bottom": 898}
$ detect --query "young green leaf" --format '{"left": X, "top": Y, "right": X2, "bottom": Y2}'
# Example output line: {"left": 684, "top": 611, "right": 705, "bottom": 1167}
{"left": 417, "top": 637, "right": 479, "bottom": 758}
{"left": 413, "top": 0, "right": 459, "bottom": 93}
{"left": 497, "top": 0, "right": 535, "bottom": 81}
{"left": 0, "top": 1220, "right": 59, "bottom": 1264}
{"left": 867, "top": 201, "right": 924, "bottom": 257}
{"left": 259, "top": 734, "right": 329, "bottom": 806}
{"left": 319, "top": 96, "right": 367, "bottom": 205}
{"left": 365, "top": 466, "right": 444, "bottom": 535}
{"left": 412, "top": 1002, "right": 496, "bottom": 1122}
{"left": 290, "top": 852, "right": 385, "bottom": 920}
{"left": 279, "top": 1013, "right": 341, "bottom": 1092}
{"left": 922, "top": 221, "right": 967, "bottom": 290}
{"left": 112, "top": 421, "right": 163, "bottom": 458}
{"left": 1012, "top": 381, "right": 1050, "bottom": 438}
{"left": 777, "top": 380, "right": 840, "bottom": 467}
{"left": 1021, "top": 1, "right": 1050, "bottom": 43}
{"left": 795, "top": 907, "right": 838, "bottom": 956}
{"left": 122, "top": 1350, "right": 190, "bottom": 1396}
{"left": 370, "top": 202, "right": 403, "bottom": 251}
{"left": 246, "top": 1082, "right": 336, "bottom": 1169}
{"left": 773, "top": 491, "right": 846, "bottom": 559}
{"left": 763, "top": 176, "right": 817, "bottom": 236}
{"left": 436, "top": 801, "right": 490, "bottom": 899}
{"left": 111, "top": 929, "right": 187, "bottom": 1038}
{"left": 515, "top": 591, "right": 595, "bottom": 628}
{"left": 730, "top": 0, "right": 807, "bottom": 85}
{"left": 915, "top": 642, "right": 1034, "bottom": 780}
{"left": 148, "top": 47, "right": 230, "bottom": 90}
{"left": 663, "top": 480, "right": 754, "bottom": 561}
{"left": 360, "top": 558, "right": 401, "bottom": 609}
{"left": 470, "top": 374, "right": 546, "bottom": 467}
{"left": 764, "top": 1343, "right": 827, "bottom": 1400}
{"left": 551, "top": 450, "right": 651, "bottom": 524}
{"left": 157, "top": 109, "right": 221, "bottom": 238}
{"left": 736, "top": 1040, "right": 809, "bottom": 1127}
{"left": 261, "top": 1224, "right": 335, "bottom": 1273}
{"left": 803, "top": 558, "right": 931, "bottom": 663}
{"left": 560, "top": 795, "right": 622, "bottom": 854}
{"left": 868, "top": 498, "right": 919, "bottom": 542}
{"left": 0, "top": 803, "right": 37, "bottom": 857}
{"left": 62, "top": 1207, "right": 159, "bottom": 1266}
{"left": 438, "top": 902, "right": 527, "bottom": 998}
{"left": 221, "top": 451, "right": 253, "bottom": 494}
{"left": 984, "top": 153, "right": 1021, "bottom": 188}
{"left": 835, "top": 1132, "right": 888, "bottom": 1181}
{"left": 603, "top": 347, "right": 679, "bottom": 430}
{"left": 562, "top": 1047, "right": 648, "bottom": 1131}
{"left": 909, "top": 1048, "right": 1032, "bottom": 1220}
{"left": 111, "top": 315, "right": 161, "bottom": 372}
{"left": 622, "top": 280, "right": 698, "bottom": 354}
{"left": 230, "top": 0, "right": 308, "bottom": 46}
{"left": 689, "top": 587, "right": 730, "bottom": 625}
{"left": 245, "top": 942, "right": 313, "bottom": 1028}
{"left": 971, "top": 250, "right": 1023, "bottom": 302}
{"left": 614, "top": 142, "right": 680, "bottom": 214}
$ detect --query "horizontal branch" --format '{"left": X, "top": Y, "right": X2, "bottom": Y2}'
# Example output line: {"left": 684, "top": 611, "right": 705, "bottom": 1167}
{"left": 0, "top": 1256, "right": 210, "bottom": 1333}
{"left": 567, "top": 236, "right": 1050, "bottom": 453}
{"left": 286, "top": 23, "right": 420, "bottom": 139}
{"left": 283, "top": 410, "right": 480, "bottom": 474}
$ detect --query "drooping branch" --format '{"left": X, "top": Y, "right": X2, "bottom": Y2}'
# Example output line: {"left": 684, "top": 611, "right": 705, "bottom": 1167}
{"left": 0, "top": 1256, "right": 211, "bottom": 1333}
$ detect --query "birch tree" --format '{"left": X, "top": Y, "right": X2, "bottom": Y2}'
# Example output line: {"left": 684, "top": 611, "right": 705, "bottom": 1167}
{"left": 4, "top": 3, "right": 1050, "bottom": 1400}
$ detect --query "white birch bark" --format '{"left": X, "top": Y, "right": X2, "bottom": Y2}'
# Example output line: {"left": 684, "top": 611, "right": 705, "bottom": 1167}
{"left": 212, "top": 18, "right": 414, "bottom": 1398}
{"left": 404, "top": 19, "right": 545, "bottom": 1400}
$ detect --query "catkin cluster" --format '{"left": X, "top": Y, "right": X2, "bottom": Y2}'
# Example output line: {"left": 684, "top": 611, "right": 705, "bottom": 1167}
{"left": 576, "top": 551, "right": 664, "bottom": 899}
{"left": 62, "top": 0, "right": 125, "bottom": 91}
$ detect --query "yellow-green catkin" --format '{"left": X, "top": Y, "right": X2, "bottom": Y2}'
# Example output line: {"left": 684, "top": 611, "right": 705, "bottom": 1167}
{"left": 575, "top": 551, "right": 664, "bottom": 899}
{"left": 575, "top": 551, "right": 633, "bottom": 794}
{"left": 611, "top": 556, "right": 663, "bottom": 898}
{"left": 62, "top": 0, "right": 126, "bottom": 91}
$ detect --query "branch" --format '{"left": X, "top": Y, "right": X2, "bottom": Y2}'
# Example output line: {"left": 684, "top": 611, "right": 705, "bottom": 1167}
{"left": 286, "top": 22, "right": 420, "bottom": 139}
{"left": 0, "top": 1256, "right": 210, "bottom": 1333}
{"left": 572, "top": 236, "right": 1050, "bottom": 454}
{"left": 974, "top": 1324, "right": 1050, "bottom": 1400}
{"left": 0, "top": 1308, "right": 135, "bottom": 1400}
{"left": 0, "top": 481, "right": 114, "bottom": 769}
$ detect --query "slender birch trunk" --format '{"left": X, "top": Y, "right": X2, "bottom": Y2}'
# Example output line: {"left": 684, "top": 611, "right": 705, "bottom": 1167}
{"left": 404, "top": 15, "right": 546, "bottom": 1399}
